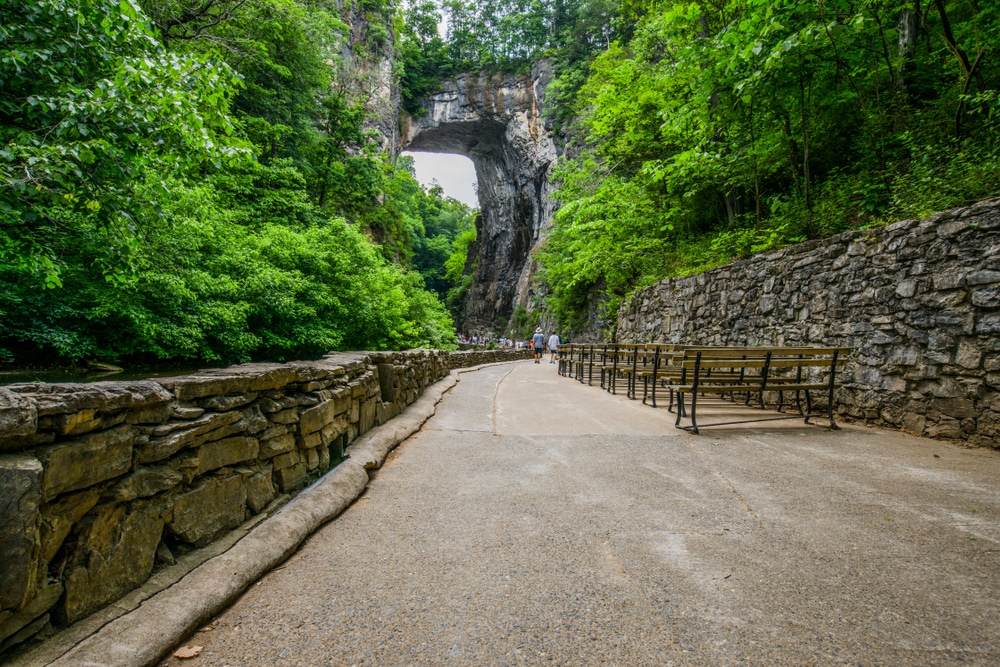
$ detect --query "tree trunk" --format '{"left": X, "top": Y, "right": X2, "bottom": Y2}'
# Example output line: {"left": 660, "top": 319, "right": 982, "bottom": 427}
{"left": 897, "top": 6, "right": 919, "bottom": 95}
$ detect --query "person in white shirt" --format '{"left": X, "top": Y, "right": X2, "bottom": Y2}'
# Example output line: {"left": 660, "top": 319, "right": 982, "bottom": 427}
{"left": 547, "top": 330, "right": 560, "bottom": 364}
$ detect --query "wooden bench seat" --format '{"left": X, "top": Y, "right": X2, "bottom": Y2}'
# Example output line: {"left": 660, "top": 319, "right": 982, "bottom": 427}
{"left": 672, "top": 347, "right": 850, "bottom": 434}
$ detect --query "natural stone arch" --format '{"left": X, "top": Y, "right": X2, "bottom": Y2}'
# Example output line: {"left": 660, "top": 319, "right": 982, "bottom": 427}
{"left": 400, "top": 62, "right": 558, "bottom": 334}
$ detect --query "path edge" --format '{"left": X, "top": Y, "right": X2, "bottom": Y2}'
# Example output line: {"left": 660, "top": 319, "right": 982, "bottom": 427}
{"left": 25, "top": 362, "right": 515, "bottom": 667}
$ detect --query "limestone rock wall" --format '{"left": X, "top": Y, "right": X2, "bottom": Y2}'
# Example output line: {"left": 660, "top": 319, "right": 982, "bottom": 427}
{"left": 401, "top": 62, "right": 559, "bottom": 334}
{"left": 0, "top": 348, "right": 529, "bottom": 655}
{"left": 617, "top": 199, "right": 1000, "bottom": 447}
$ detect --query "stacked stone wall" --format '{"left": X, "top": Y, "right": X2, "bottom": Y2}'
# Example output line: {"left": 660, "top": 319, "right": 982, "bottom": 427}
{"left": 0, "top": 348, "right": 530, "bottom": 654}
{"left": 617, "top": 199, "right": 1000, "bottom": 447}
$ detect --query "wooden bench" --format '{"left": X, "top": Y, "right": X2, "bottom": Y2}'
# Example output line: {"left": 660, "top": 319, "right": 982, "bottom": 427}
{"left": 671, "top": 347, "right": 850, "bottom": 434}
{"left": 638, "top": 346, "right": 821, "bottom": 410}
{"left": 557, "top": 343, "right": 576, "bottom": 377}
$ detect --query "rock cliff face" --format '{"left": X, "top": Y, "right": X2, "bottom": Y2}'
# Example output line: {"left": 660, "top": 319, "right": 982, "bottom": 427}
{"left": 401, "top": 62, "right": 559, "bottom": 334}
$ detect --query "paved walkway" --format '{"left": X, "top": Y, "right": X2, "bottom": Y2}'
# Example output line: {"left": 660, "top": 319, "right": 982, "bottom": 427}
{"left": 164, "top": 361, "right": 1000, "bottom": 666}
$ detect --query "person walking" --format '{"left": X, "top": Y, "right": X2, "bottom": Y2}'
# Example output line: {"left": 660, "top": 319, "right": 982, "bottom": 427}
{"left": 531, "top": 328, "right": 545, "bottom": 364}
{"left": 548, "top": 330, "right": 560, "bottom": 364}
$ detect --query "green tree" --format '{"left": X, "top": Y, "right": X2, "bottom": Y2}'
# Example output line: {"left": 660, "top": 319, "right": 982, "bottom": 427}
{"left": 0, "top": 0, "right": 239, "bottom": 287}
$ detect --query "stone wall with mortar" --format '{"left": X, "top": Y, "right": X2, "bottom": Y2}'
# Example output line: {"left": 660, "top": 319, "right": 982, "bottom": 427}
{"left": 0, "top": 348, "right": 530, "bottom": 655}
{"left": 617, "top": 199, "right": 1000, "bottom": 448}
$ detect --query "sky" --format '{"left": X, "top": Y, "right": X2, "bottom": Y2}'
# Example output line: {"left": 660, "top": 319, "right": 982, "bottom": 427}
{"left": 403, "top": 151, "right": 479, "bottom": 208}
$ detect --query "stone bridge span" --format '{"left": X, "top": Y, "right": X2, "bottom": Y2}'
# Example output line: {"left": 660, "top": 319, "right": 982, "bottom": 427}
{"left": 401, "top": 62, "right": 558, "bottom": 334}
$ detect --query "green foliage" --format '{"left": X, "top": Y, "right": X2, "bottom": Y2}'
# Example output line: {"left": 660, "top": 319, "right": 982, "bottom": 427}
{"left": 1, "top": 175, "right": 457, "bottom": 363}
{"left": 444, "top": 217, "right": 477, "bottom": 321}
{"left": 397, "top": 0, "right": 451, "bottom": 113}
{"left": 538, "top": 0, "right": 1000, "bottom": 330}
{"left": 1, "top": 0, "right": 461, "bottom": 366}
{"left": 0, "top": 0, "right": 240, "bottom": 288}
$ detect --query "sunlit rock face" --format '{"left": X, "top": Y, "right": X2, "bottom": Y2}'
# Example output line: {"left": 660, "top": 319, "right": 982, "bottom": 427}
{"left": 401, "top": 61, "right": 558, "bottom": 334}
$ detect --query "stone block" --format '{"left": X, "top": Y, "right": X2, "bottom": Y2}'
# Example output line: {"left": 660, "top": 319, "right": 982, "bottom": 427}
{"left": 245, "top": 472, "right": 275, "bottom": 513}
{"left": 37, "top": 425, "right": 134, "bottom": 502}
{"left": 102, "top": 466, "right": 183, "bottom": 503}
{"left": 925, "top": 418, "right": 963, "bottom": 439}
{"left": 299, "top": 399, "right": 338, "bottom": 435}
{"left": 305, "top": 447, "right": 320, "bottom": 471}
{"left": 320, "top": 415, "right": 348, "bottom": 445}
{"left": 196, "top": 436, "right": 259, "bottom": 475}
{"left": 894, "top": 279, "right": 918, "bottom": 298}
{"left": 0, "top": 388, "right": 38, "bottom": 444}
{"left": 258, "top": 423, "right": 290, "bottom": 441}
{"left": 360, "top": 398, "right": 376, "bottom": 433}
{"left": 240, "top": 404, "right": 268, "bottom": 434}
{"left": 9, "top": 382, "right": 170, "bottom": 418}
{"left": 124, "top": 402, "right": 175, "bottom": 426}
{"left": 172, "top": 404, "right": 206, "bottom": 419}
{"left": 198, "top": 393, "right": 258, "bottom": 411}
{"left": 0, "top": 582, "right": 61, "bottom": 645}
{"left": 168, "top": 474, "right": 246, "bottom": 546}
{"left": 0, "top": 455, "right": 42, "bottom": 611}
{"left": 297, "top": 432, "right": 322, "bottom": 450}
{"left": 274, "top": 462, "right": 308, "bottom": 492}
{"left": 259, "top": 433, "right": 296, "bottom": 459}
{"left": 258, "top": 395, "right": 297, "bottom": 413}
{"left": 967, "top": 270, "right": 1000, "bottom": 286}
{"left": 930, "top": 397, "right": 976, "bottom": 419}
{"left": 156, "top": 365, "right": 297, "bottom": 401}
{"left": 60, "top": 502, "right": 164, "bottom": 624}
{"left": 269, "top": 408, "right": 298, "bottom": 425}
{"left": 972, "top": 288, "right": 1000, "bottom": 308}
{"left": 902, "top": 413, "right": 925, "bottom": 436}
{"left": 954, "top": 340, "right": 983, "bottom": 369}
{"left": 978, "top": 411, "right": 1000, "bottom": 437}
{"left": 137, "top": 411, "right": 244, "bottom": 463}
{"left": 38, "top": 488, "right": 100, "bottom": 567}
{"left": 272, "top": 450, "right": 300, "bottom": 471}
{"left": 43, "top": 409, "right": 101, "bottom": 436}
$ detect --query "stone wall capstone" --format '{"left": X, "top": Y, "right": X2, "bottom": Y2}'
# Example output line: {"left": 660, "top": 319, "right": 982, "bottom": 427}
{"left": 616, "top": 198, "right": 1000, "bottom": 447}
{"left": 0, "top": 347, "right": 529, "bottom": 656}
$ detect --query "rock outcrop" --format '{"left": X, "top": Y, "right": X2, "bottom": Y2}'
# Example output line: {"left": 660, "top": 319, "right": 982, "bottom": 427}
{"left": 402, "top": 62, "right": 559, "bottom": 334}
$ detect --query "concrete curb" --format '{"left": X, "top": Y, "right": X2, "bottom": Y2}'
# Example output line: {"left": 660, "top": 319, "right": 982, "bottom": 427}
{"left": 26, "top": 367, "right": 489, "bottom": 667}
{"left": 344, "top": 372, "right": 459, "bottom": 469}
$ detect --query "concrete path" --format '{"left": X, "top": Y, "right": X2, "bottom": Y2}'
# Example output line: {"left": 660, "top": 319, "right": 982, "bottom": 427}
{"left": 162, "top": 361, "right": 1000, "bottom": 666}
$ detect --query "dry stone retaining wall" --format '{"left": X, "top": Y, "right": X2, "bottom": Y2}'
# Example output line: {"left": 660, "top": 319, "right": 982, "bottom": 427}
{"left": 0, "top": 347, "right": 529, "bottom": 655}
{"left": 618, "top": 198, "right": 1000, "bottom": 447}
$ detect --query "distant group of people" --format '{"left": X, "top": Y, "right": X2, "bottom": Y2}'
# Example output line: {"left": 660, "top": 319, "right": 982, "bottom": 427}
{"left": 456, "top": 333, "right": 532, "bottom": 349}
{"left": 456, "top": 329, "right": 562, "bottom": 363}
{"left": 531, "top": 328, "right": 560, "bottom": 364}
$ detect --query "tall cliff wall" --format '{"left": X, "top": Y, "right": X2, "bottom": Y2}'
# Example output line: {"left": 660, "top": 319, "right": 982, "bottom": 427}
{"left": 0, "top": 348, "right": 529, "bottom": 656}
{"left": 401, "top": 62, "right": 559, "bottom": 334}
{"left": 617, "top": 199, "right": 1000, "bottom": 447}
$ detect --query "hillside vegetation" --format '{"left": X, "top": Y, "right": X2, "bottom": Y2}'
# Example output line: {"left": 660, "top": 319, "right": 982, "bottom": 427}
{"left": 1, "top": 0, "right": 473, "bottom": 366}
{"left": 400, "top": 0, "right": 1000, "bottom": 332}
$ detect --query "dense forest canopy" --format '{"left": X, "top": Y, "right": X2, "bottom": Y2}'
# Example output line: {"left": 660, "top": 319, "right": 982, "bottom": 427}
{"left": 1, "top": 0, "right": 475, "bottom": 366}
{"left": 3, "top": 0, "right": 998, "bottom": 366}
{"left": 402, "top": 0, "right": 1000, "bottom": 333}
{"left": 538, "top": 0, "right": 1000, "bottom": 331}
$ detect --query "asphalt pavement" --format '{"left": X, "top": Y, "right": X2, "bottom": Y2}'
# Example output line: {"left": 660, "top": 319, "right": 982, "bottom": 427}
{"left": 159, "top": 360, "right": 1000, "bottom": 666}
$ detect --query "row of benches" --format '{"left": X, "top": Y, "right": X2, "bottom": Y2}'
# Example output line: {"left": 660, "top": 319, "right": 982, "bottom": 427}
{"left": 555, "top": 343, "right": 850, "bottom": 434}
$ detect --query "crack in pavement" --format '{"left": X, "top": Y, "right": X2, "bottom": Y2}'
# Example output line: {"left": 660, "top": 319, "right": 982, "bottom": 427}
{"left": 492, "top": 365, "right": 516, "bottom": 437}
